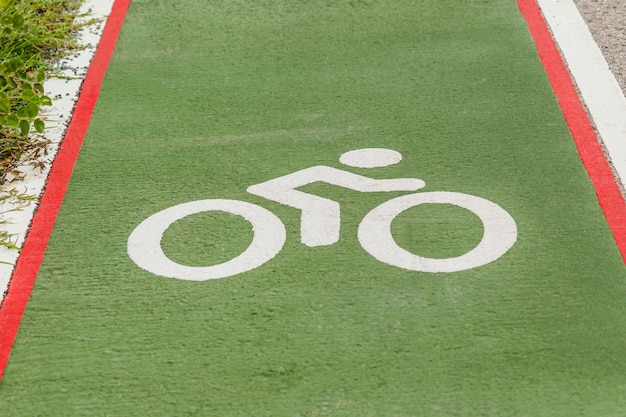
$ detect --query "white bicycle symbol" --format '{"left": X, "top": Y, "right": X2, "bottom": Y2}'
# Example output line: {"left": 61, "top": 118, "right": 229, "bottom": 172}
{"left": 128, "top": 148, "right": 517, "bottom": 281}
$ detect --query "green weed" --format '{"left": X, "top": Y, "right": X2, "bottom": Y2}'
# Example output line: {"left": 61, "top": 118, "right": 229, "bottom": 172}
{"left": 0, "top": 187, "right": 36, "bottom": 251}
{"left": 0, "top": 0, "right": 90, "bottom": 250}
{"left": 0, "top": 0, "right": 85, "bottom": 182}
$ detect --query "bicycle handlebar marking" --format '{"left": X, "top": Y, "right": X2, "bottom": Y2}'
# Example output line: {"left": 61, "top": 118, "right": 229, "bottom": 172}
{"left": 127, "top": 148, "right": 518, "bottom": 280}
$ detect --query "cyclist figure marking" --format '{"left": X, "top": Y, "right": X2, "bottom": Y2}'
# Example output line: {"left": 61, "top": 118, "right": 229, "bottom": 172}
{"left": 247, "top": 148, "right": 424, "bottom": 247}
{"left": 127, "top": 148, "right": 517, "bottom": 280}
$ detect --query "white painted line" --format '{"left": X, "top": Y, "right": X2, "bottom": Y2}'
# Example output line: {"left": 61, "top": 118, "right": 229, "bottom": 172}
{"left": 0, "top": 0, "right": 116, "bottom": 298}
{"left": 537, "top": 0, "right": 626, "bottom": 187}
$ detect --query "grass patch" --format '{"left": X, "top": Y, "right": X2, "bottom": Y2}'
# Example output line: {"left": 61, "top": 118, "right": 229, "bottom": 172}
{"left": 0, "top": 0, "right": 87, "bottom": 182}
{"left": 0, "top": 0, "right": 90, "bottom": 250}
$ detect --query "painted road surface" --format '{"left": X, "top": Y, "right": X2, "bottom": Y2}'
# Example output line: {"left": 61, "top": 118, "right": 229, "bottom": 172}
{"left": 2, "top": 0, "right": 626, "bottom": 415}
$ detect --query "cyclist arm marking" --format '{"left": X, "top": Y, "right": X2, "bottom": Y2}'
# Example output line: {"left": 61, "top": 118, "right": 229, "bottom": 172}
{"left": 247, "top": 166, "right": 425, "bottom": 247}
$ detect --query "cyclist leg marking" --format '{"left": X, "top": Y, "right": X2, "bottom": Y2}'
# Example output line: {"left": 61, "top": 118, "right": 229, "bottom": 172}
{"left": 247, "top": 165, "right": 425, "bottom": 247}
{"left": 358, "top": 191, "right": 517, "bottom": 272}
{"left": 127, "top": 199, "right": 286, "bottom": 281}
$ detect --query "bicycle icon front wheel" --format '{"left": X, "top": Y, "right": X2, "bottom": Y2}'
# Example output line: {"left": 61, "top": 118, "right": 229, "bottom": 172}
{"left": 358, "top": 191, "right": 517, "bottom": 272}
{"left": 127, "top": 199, "right": 286, "bottom": 281}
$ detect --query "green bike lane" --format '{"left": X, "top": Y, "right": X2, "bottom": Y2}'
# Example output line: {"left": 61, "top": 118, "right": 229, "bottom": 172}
{"left": 2, "top": 0, "right": 626, "bottom": 415}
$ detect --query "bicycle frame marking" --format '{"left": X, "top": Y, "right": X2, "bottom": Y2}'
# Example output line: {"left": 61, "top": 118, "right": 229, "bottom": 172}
{"left": 127, "top": 148, "right": 518, "bottom": 280}
{"left": 247, "top": 166, "right": 424, "bottom": 247}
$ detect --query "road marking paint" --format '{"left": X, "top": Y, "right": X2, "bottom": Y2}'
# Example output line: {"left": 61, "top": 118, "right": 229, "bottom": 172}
{"left": 247, "top": 158, "right": 425, "bottom": 247}
{"left": 128, "top": 199, "right": 287, "bottom": 281}
{"left": 0, "top": 0, "right": 131, "bottom": 380}
{"left": 358, "top": 192, "right": 518, "bottom": 273}
{"left": 131, "top": 148, "right": 515, "bottom": 279}
{"left": 0, "top": 0, "right": 116, "bottom": 298}
{"left": 339, "top": 148, "right": 403, "bottom": 168}
{"left": 537, "top": 0, "right": 626, "bottom": 186}
{"left": 517, "top": 0, "right": 626, "bottom": 262}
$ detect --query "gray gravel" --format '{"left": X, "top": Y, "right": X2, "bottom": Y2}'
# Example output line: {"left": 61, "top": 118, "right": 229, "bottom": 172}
{"left": 574, "top": 0, "right": 626, "bottom": 95}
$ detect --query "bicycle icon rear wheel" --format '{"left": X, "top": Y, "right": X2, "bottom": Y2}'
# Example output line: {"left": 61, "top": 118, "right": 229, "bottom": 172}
{"left": 127, "top": 199, "right": 286, "bottom": 281}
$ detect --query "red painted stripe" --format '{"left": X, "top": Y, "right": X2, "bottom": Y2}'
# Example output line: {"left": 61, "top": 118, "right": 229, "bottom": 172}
{"left": 517, "top": 0, "right": 626, "bottom": 261}
{"left": 0, "top": 0, "right": 131, "bottom": 380}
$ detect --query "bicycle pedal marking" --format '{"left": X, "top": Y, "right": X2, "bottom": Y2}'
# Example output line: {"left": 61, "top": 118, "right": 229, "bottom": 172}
{"left": 127, "top": 148, "right": 518, "bottom": 280}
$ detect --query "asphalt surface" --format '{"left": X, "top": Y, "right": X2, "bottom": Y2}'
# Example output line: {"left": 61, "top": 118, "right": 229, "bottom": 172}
{"left": 575, "top": 0, "right": 626, "bottom": 95}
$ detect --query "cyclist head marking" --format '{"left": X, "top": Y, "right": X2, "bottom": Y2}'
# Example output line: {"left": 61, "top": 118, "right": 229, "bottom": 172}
{"left": 339, "top": 148, "right": 402, "bottom": 168}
